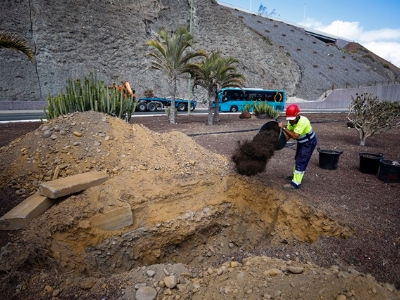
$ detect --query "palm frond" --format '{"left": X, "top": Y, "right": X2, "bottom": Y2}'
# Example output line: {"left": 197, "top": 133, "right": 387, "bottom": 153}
{"left": 0, "top": 31, "right": 34, "bottom": 61}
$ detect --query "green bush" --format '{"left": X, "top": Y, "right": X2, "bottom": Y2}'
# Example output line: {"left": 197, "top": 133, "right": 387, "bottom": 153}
{"left": 45, "top": 73, "right": 137, "bottom": 122}
{"left": 242, "top": 102, "right": 253, "bottom": 112}
{"left": 253, "top": 101, "right": 281, "bottom": 118}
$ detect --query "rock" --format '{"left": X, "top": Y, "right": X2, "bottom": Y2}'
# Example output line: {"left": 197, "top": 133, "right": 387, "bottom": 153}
{"left": 73, "top": 131, "right": 83, "bottom": 137}
{"left": 43, "top": 130, "right": 52, "bottom": 138}
{"left": 135, "top": 286, "right": 157, "bottom": 300}
{"left": 288, "top": 266, "right": 304, "bottom": 274}
{"left": 263, "top": 268, "right": 283, "bottom": 277}
{"left": 80, "top": 277, "right": 97, "bottom": 289}
{"left": 135, "top": 283, "right": 147, "bottom": 289}
{"left": 163, "top": 276, "right": 178, "bottom": 289}
{"left": 44, "top": 285, "right": 53, "bottom": 294}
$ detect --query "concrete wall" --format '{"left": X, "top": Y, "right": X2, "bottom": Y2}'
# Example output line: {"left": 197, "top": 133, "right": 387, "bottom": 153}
{"left": 291, "top": 84, "right": 400, "bottom": 110}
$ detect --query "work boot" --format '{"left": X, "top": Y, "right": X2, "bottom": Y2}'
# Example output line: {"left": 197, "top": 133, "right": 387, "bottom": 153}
{"left": 284, "top": 183, "right": 299, "bottom": 190}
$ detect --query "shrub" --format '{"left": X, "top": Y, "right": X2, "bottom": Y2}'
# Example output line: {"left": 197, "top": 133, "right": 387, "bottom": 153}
{"left": 242, "top": 102, "right": 253, "bottom": 112}
{"left": 253, "top": 101, "right": 280, "bottom": 118}
{"left": 144, "top": 89, "right": 154, "bottom": 97}
{"left": 362, "top": 53, "right": 375, "bottom": 62}
{"left": 347, "top": 93, "right": 400, "bottom": 146}
{"left": 45, "top": 73, "right": 137, "bottom": 121}
{"left": 262, "top": 35, "right": 272, "bottom": 45}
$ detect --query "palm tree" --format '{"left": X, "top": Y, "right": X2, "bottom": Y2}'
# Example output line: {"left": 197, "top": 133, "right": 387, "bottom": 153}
{"left": 0, "top": 31, "right": 34, "bottom": 61}
{"left": 186, "top": 51, "right": 245, "bottom": 125}
{"left": 145, "top": 27, "right": 206, "bottom": 124}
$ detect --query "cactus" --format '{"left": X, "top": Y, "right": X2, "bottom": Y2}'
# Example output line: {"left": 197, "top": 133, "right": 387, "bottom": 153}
{"left": 45, "top": 73, "right": 137, "bottom": 122}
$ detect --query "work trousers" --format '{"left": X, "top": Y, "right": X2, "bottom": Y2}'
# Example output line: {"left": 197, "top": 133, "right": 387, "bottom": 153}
{"left": 291, "top": 136, "right": 317, "bottom": 188}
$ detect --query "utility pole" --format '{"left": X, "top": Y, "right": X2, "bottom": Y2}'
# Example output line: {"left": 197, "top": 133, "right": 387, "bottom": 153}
{"left": 187, "top": 0, "right": 194, "bottom": 115}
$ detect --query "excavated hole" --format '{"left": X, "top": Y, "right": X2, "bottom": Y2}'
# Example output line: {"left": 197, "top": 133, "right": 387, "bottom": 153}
{"left": 49, "top": 176, "right": 353, "bottom": 277}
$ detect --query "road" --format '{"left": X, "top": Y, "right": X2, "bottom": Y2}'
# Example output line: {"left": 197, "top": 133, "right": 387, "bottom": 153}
{"left": 0, "top": 107, "right": 347, "bottom": 123}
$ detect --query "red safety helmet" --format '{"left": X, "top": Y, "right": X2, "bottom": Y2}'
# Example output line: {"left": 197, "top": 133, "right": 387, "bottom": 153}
{"left": 286, "top": 104, "right": 300, "bottom": 120}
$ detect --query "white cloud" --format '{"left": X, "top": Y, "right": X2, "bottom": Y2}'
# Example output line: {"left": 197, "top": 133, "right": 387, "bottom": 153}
{"left": 317, "top": 20, "right": 363, "bottom": 41}
{"left": 363, "top": 41, "right": 400, "bottom": 67}
{"left": 360, "top": 29, "right": 400, "bottom": 43}
{"left": 301, "top": 18, "right": 400, "bottom": 68}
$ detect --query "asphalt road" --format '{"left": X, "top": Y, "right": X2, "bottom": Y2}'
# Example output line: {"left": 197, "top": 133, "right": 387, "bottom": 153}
{"left": 0, "top": 107, "right": 347, "bottom": 123}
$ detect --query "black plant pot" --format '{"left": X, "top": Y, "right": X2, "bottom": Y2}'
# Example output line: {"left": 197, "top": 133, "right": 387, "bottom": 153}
{"left": 259, "top": 121, "right": 287, "bottom": 150}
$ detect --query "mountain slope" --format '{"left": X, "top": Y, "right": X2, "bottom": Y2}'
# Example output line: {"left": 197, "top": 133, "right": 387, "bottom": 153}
{"left": 0, "top": 0, "right": 398, "bottom": 107}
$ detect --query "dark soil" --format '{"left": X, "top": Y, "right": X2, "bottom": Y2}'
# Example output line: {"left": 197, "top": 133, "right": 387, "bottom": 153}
{"left": 0, "top": 112, "right": 399, "bottom": 291}
{"left": 232, "top": 130, "right": 279, "bottom": 176}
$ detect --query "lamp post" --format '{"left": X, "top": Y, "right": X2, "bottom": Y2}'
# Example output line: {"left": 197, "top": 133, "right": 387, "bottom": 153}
{"left": 186, "top": 0, "right": 194, "bottom": 114}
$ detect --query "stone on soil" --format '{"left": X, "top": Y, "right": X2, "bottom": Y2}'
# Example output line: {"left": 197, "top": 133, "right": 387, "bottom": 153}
{"left": 39, "top": 171, "right": 108, "bottom": 199}
{"left": 0, "top": 192, "right": 52, "bottom": 230}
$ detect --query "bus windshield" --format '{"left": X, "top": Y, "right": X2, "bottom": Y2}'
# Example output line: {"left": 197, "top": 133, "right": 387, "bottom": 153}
{"left": 216, "top": 87, "right": 286, "bottom": 112}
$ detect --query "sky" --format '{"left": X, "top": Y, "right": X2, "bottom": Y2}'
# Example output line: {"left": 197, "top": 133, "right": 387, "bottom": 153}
{"left": 218, "top": 0, "right": 400, "bottom": 67}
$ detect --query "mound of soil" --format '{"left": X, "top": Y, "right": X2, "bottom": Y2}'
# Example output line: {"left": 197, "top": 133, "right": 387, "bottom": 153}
{"left": 0, "top": 111, "right": 399, "bottom": 300}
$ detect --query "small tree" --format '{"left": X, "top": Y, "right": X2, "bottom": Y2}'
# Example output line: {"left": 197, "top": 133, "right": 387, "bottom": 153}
{"left": 185, "top": 51, "right": 245, "bottom": 125}
{"left": 347, "top": 93, "right": 400, "bottom": 146}
{"left": 258, "top": 4, "right": 276, "bottom": 16}
{"left": 145, "top": 27, "right": 206, "bottom": 124}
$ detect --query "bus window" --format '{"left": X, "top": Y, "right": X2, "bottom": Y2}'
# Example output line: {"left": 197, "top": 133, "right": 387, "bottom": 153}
{"left": 222, "top": 92, "right": 229, "bottom": 102}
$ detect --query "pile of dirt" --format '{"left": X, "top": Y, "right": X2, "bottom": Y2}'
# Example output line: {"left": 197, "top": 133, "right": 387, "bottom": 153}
{"left": 0, "top": 111, "right": 399, "bottom": 300}
{"left": 0, "top": 111, "right": 228, "bottom": 200}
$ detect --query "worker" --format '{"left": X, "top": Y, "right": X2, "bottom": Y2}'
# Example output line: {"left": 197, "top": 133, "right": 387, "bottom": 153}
{"left": 278, "top": 104, "right": 317, "bottom": 189}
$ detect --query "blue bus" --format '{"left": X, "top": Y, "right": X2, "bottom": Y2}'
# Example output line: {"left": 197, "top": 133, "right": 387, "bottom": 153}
{"left": 216, "top": 87, "right": 286, "bottom": 112}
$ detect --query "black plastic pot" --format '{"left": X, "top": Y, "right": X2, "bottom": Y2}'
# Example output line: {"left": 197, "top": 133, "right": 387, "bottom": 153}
{"left": 259, "top": 121, "right": 287, "bottom": 150}
{"left": 378, "top": 159, "right": 400, "bottom": 183}
{"left": 317, "top": 148, "right": 343, "bottom": 170}
{"left": 359, "top": 152, "right": 383, "bottom": 174}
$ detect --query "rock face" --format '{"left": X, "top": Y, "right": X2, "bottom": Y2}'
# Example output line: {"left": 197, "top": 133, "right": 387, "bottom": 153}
{"left": 0, "top": 0, "right": 299, "bottom": 104}
{"left": 1, "top": 1, "right": 399, "bottom": 108}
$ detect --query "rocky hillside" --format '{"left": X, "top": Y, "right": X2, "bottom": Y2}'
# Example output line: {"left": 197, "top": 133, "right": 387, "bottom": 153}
{"left": 0, "top": 0, "right": 399, "bottom": 108}
{"left": 226, "top": 7, "right": 400, "bottom": 100}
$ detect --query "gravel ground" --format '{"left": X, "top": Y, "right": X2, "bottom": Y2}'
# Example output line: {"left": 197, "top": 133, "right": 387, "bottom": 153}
{"left": 0, "top": 112, "right": 399, "bottom": 300}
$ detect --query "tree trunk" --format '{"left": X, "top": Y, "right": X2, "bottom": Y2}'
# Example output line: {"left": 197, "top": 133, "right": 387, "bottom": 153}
{"left": 359, "top": 131, "right": 367, "bottom": 146}
{"left": 207, "top": 101, "right": 214, "bottom": 125}
{"left": 213, "top": 99, "right": 220, "bottom": 124}
{"left": 169, "top": 80, "right": 177, "bottom": 124}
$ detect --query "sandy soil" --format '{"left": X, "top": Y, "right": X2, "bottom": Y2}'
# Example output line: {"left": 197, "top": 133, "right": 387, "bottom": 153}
{"left": 0, "top": 111, "right": 399, "bottom": 300}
